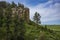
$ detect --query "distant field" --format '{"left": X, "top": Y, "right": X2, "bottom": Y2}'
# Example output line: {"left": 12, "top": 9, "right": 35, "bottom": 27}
{"left": 46, "top": 25, "right": 60, "bottom": 31}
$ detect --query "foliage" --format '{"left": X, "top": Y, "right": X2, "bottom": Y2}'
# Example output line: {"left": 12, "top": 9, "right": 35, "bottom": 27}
{"left": 33, "top": 12, "right": 41, "bottom": 24}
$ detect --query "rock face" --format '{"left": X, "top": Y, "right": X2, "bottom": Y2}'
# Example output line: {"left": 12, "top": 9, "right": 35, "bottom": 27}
{"left": 12, "top": 5, "right": 29, "bottom": 22}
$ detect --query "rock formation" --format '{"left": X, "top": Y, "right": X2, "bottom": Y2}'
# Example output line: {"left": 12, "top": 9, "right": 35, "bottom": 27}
{"left": 12, "top": 4, "right": 29, "bottom": 22}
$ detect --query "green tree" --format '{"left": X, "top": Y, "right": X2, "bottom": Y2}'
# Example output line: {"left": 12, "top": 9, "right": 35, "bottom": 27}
{"left": 33, "top": 12, "right": 41, "bottom": 25}
{"left": 11, "top": 1, "right": 17, "bottom": 8}
{"left": 18, "top": 2, "right": 24, "bottom": 8}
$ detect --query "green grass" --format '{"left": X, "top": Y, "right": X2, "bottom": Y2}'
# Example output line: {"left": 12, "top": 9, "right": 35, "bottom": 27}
{"left": 0, "top": 22, "right": 60, "bottom": 40}
{"left": 25, "top": 23, "right": 60, "bottom": 40}
{"left": 46, "top": 25, "right": 60, "bottom": 31}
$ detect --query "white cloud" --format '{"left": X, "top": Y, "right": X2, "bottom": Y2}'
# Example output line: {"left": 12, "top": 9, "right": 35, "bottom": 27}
{"left": 29, "top": 0, "right": 60, "bottom": 24}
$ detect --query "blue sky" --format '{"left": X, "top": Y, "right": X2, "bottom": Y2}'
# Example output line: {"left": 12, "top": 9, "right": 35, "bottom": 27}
{"left": 0, "top": 0, "right": 60, "bottom": 25}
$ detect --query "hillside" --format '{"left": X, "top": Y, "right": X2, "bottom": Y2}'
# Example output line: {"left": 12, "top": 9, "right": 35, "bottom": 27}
{"left": 24, "top": 23, "right": 60, "bottom": 40}
{"left": 0, "top": 21, "right": 60, "bottom": 40}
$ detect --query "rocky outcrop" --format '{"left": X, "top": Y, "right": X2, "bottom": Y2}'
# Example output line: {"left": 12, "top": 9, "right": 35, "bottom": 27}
{"left": 12, "top": 5, "right": 29, "bottom": 22}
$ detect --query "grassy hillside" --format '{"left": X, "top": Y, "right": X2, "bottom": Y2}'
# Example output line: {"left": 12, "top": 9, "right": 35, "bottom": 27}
{"left": 0, "top": 22, "right": 60, "bottom": 40}
{"left": 24, "top": 22, "right": 60, "bottom": 40}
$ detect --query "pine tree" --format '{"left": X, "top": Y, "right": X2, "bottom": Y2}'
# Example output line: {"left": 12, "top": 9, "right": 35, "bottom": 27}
{"left": 18, "top": 2, "right": 24, "bottom": 8}
{"left": 33, "top": 12, "right": 41, "bottom": 24}
{"left": 11, "top": 1, "right": 17, "bottom": 8}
